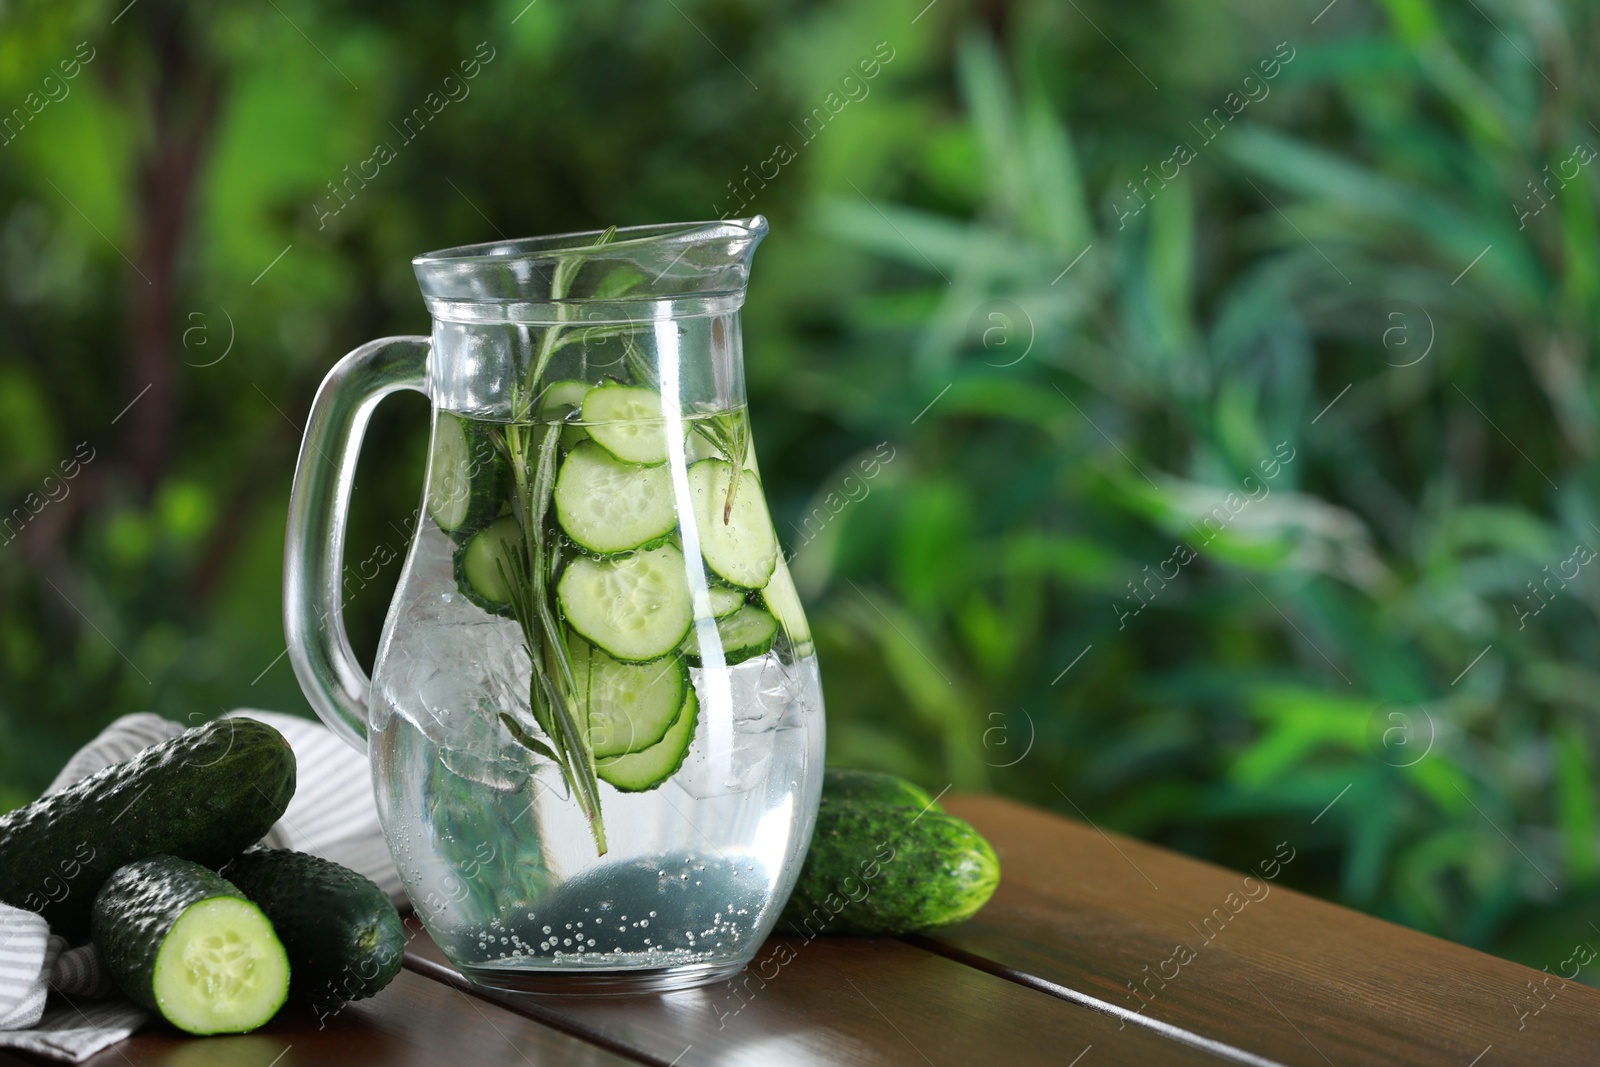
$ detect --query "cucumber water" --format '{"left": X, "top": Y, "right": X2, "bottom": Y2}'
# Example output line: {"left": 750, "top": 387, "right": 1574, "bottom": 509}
{"left": 369, "top": 395, "right": 824, "bottom": 986}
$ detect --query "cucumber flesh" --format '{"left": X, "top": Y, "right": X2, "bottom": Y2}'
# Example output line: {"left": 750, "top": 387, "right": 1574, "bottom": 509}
{"left": 582, "top": 384, "right": 674, "bottom": 465}
{"left": 686, "top": 459, "right": 777, "bottom": 589}
{"left": 427, "top": 413, "right": 504, "bottom": 540}
{"left": 682, "top": 604, "right": 780, "bottom": 667}
{"left": 156, "top": 897, "right": 289, "bottom": 1034}
{"left": 454, "top": 515, "right": 521, "bottom": 615}
{"left": 597, "top": 686, "right": 698, "bottom": 792}
{"left": 554, "top": 442, "right": 677, "bottom": 556}
{"left": 709, "top": 584, "right": 746, "bottom": 618}
{"left": 761, "top": 553, "right": 813, "bottom": 654}
{"left": 93, "top": 856, "right": 289, "bottom": 1036}
{"left": 557, "top": 543, "right": 692, "bottom": 662}
{"left": 574, "top": 642, "right": 688, "bottom": 758}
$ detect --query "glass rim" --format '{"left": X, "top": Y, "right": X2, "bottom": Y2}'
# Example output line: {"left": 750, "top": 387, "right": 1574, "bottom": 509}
{"left": 412, "top": 216, "right": 768, "bottom": 268}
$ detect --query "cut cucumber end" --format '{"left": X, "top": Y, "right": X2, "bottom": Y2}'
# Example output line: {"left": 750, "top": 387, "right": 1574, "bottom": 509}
{"left": 152, "top": 897, "right": 289, "bottom": 1035}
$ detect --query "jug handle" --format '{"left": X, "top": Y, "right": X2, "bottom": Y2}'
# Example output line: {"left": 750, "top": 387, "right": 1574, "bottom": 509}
{"left": 283, "top": 336, "right": 430, "bottom": 751}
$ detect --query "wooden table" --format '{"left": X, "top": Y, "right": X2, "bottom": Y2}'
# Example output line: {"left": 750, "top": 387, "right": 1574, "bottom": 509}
{"left": 4, "top": 795, "right": 1596, "bottom": 1065}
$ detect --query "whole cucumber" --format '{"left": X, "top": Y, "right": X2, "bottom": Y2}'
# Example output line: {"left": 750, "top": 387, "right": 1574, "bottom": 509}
{"left": 780, "top": 772, "right": 999, "bottom": 936}
{"left": 92, "top": 855, "right": 289, "bottom": 1035}
{"left": 821, "top": 767, "right": 940, "bottom": 811}
{"left": 222, "top": 848, "right": 405, "bottom": 1011}
{"left": 0, "top": 717, "right": 297, "bottom": 942}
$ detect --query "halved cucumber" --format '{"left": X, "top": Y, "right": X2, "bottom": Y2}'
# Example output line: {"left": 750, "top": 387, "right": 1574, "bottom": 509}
{"left": 553, "top": 442, "right": 677, "bottom": 556}
{"left": 582, "top": 384, "right": 675, "bottom": 465}
{"left": 762, "top": 553, "right": 814, "bottom": 655}
{"left": 92, "top": 856, "right": 289, "bottom": 1036}
{"left": 572, "top": 641, "right": 688, "bottom": 758}
{"left": 686, "top": 459, "right": 777, "bottom": 589}
{"left": 682, "top": 604, "right": 780, "bottom": 667}
{"left": 557, "top": 543, "right": 692, "bottom": 662}
{"left": 597, "top": 685, "right": 698, "bottom": 792}
{"left": 427, "top": 412, "right": 506, "bottom": 541}
{"left": 453, "top": 514, "right": 522, "bottom": 616}
{"left": 709, "top": 584, "right": 746, "bottom": 618}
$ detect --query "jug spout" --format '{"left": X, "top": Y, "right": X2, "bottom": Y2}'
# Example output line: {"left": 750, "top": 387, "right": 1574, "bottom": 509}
{"left": 411, "top": 216, "right": 768, "bottom": 319}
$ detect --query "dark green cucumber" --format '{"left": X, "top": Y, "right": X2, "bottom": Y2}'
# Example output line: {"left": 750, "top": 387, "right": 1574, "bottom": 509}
{"left": 779, "top": 792, "right": 999, "bottom": 936}
{"left": 0, "top": 718, "right": 297, "bottom": 943}
{"left": 427, "top": 412, "right": 507, "bottom": 542}
{"left": 821, "top": 768, "right": 940, "bottom": 811}
{"left": 221, "top": 848, "right": 404, "bottom": 1010}
{"left": 92, "top": 855, "right": 289, "bottom": 1035}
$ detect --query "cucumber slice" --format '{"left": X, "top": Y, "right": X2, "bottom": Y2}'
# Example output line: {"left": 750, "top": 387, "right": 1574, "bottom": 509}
{"left": 597, "top": 685, "right": 698, "bottom": 792}
{"left": 560, "top": 423, "right": 590, "bottom": 451}
{"left": 762, "top": 553, "right": 814, "bottom": 655}
{"left": 541, "top": 380, "right": 592, "bottom": 412}
{"left": 709, "top": 584, "right": 746, "bottom": 618}
{"left": 543, "top": 381, "right": 594, "bottom": 451}
{"left": 574, "top": 643, "right": 688, "bottom": 758}
{"left": 553, "top": 442, "right": 677, "bottom": 556}
{"left": 682, "top": 604, "right": 780, "bottom": 667}
{"left": 686, "top": 459, "right": 777, "bottom": 589}
{"left": 92, "top": 856, "right": 289, "bottom": 1036}
{"left": 427, "top": 413, "right": 505, "bottom": 541}
{"left": 557, "top": 543, "right": 692, "bottom": 662}
{"left": 453, "top": 514, "right": 522, "bottom": 616}
{"left": 582, "top": 384, "right": 674, "bottom": 465}
{"left": 685, "top": 426, "right": 724, "bottom": 463}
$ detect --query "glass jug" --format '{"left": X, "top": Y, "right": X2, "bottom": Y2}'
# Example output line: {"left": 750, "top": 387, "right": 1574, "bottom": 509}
{"left": 283, "top": 217, "right": 825, "bottom": 995}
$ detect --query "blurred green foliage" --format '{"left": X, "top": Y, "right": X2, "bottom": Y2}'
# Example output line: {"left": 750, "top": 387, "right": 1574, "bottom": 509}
{"left": 1, "top": 0, "right": 1598, "bottom": 973}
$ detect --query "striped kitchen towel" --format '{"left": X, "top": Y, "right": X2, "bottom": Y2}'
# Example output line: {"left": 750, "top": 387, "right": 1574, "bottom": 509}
{"left": 0, "top": 709, "right": 402, "bottom": 1062}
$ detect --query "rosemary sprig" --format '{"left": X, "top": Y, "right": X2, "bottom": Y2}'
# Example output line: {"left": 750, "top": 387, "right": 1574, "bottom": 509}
{"left": 489, "top": 226, "right": 628, "bottom": 856}
{"left": 697, "top": 410, "right": 750, "bottom": 524}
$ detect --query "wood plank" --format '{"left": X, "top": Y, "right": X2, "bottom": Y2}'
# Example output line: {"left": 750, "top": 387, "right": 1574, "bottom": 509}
{"left": 928, "top": 794, "right": 1600, "bottom": 1067}
{"left": 402, "top": 919, "right": 1227, "bottom": 1066}
{"left": 0, "top": 969, "right": 635, "bottom": 1067}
